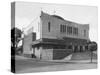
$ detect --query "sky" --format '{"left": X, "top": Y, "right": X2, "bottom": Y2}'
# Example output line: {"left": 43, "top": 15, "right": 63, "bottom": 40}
{"left": 15, "top": 2, "right": 98, "bottom": 42}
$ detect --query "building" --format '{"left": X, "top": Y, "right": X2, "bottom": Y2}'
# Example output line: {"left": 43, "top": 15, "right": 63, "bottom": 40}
{"left": 23, "top": 11, "right": 90, "bottom": 60}
{"left": 23, "top": 32, "right": 36, "bottom": 57}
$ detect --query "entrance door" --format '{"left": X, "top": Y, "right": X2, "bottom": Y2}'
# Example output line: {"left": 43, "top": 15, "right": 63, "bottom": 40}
{"left": 80, "top": 46, "right": 83, "bottom": 52}
{"left": 74, "top": 46, "right": 78, "bottom": 52}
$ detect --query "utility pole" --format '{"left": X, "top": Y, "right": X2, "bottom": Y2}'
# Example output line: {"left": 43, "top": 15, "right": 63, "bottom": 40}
{"left": 88, "top": 42, "right": 93, "bottom": 63}
{"left": 91, "top": 49, "right": 93, "bottom": 63}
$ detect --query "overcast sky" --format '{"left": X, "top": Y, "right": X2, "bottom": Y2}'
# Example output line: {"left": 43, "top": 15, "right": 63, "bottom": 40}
{"left": 15, "top": 2, "right": 98, "bottom": 42}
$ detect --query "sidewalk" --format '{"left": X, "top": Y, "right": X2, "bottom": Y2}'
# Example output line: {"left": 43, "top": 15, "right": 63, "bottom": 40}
{"left": 15, "top": 55, "right": 97, "bottom": 64}
{"left": 40, "top": 59, "right": 97, "bottom": 64}
{"left": 67, "top": 59, "right": 97, "bottom": 63}
{"left": 15, "top": 55, "right": 33, "bottom": 60}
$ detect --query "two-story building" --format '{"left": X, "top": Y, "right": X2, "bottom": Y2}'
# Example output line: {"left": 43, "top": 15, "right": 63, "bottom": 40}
{"left": 23, "top": 11, "right": 90, "bottom": 60}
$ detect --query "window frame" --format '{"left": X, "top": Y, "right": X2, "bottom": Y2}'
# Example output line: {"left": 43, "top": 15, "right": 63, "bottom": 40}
{"left": 48, "top": 22, "right": 51, "bottom": 32}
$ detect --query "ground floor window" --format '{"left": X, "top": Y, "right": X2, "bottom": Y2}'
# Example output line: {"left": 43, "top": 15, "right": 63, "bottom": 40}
{"left": 67, "top": 45, "right": 72, "bottom": 49}
{"left": 74, "top": 45, "right": 78, "bottom": 52}
{"left": 85, "top": 46, "right": 88, "bottom": 51}
{"left": 70, "top": 45, "right": 88, "bottom": 52}
{"left": 80, "top": 46, "right": 83, "bottom": 52}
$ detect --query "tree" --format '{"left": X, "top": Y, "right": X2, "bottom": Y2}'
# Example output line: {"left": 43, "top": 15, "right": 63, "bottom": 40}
{"left": 11, "top": 27, "right": 22, "bottom": 54}
{"left": 88, "top": 41, "right": 97, "bottom": 51}
{"left": 87, "top": 41, "right": 97, "bottom": 63}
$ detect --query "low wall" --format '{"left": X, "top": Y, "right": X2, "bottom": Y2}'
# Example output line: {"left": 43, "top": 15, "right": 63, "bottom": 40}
{"left": 53, "top": 49, "right": 72, "bottom": 60}
{"left": 42, "top": 49, "right": 53, "bottom": 60}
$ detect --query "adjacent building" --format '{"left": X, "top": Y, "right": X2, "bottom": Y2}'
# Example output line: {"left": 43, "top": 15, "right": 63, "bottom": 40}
{"left": 23, "top": 11, "right": 90, "bottom": 60}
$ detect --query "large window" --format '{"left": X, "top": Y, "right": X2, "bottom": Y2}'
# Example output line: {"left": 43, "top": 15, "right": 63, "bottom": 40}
{"left": 60, "top": 24, "right": 62, "bottom": 32}
{"left": 60, "top": 25, "right": 78, "bottom": 36}
{"left": 73, "top": 27, "right": 78, "bottom": 36}
{"left": 67, "top": 26, "right": 72, "bottom": 34}
{"left": 48, "top": 22, "right": 51, "bottom": 32}
{"left": 64, "top": 25, "right": 66, "bottom": 32}
{"left": 84, "top": 30, "right": 86, "bottom": 37}
{"left": 60, "top": 24, "right": 66, "bottom": 33}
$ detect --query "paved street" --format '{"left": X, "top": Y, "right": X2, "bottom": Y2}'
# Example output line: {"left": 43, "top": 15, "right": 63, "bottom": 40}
{"left": 15, "top": 56, "right": 97, "bottom": 73}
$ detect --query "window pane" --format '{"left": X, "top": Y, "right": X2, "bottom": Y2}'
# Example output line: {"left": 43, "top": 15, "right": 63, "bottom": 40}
{"left": 84, "top": 30, "right": 86, "bottom": 37}
{"left": 48, "top": 22, "right": 50, "bottom": 32}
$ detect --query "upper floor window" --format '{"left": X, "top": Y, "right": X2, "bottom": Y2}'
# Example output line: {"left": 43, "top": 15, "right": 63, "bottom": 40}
{"left": 60, "top": 24, "right": 62, "bottom": 32}
{"left": 60, "top": 24, "right": 66, "bottom": 33}
{"left": 64, "top": 25, "right": 66, "bottom": 32}
{"left": 84, "top": 30, "right": 86, "bottom": 37}
{"left": 67, "top": 26, "right": 72, "bottom": 34}
{"left": 73, "top": 27, "right": 78, "bottom": 36}
{"left": 48, "top": 22, "right": 51, "bottom": 32}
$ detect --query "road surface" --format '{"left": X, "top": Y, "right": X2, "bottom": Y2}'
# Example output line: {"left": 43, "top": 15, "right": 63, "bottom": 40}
{"left": 15, "top": 58, "right": 97, "bottom": 73}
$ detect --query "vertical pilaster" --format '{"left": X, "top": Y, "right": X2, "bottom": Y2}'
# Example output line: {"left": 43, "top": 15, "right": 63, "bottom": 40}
{"left": 40, "top": 46, "right": 42, "bottom": 60}
{"left": 83, "top": 46, "right": 85, "bottom": 52}
{"left": 72, "top": 45, "right": 74, "bottom": 52}
{"left": 78, "top": 46, "right": 80, "bottom": 52}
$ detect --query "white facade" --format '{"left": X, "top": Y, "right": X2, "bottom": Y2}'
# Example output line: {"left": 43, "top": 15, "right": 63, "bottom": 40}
{"left": 26, "top": 11, "right": 89, "bottom": 41}
{"left": 24, "top": 11, "right": 90, "bottom": 60}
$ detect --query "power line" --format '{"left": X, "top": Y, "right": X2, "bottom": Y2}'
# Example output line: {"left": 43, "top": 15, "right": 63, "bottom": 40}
{"left": 23, "top": 16, "right": 39, "bottom": 32}
{"left": 23, "top": 9, "right": 42, "bottom": 31}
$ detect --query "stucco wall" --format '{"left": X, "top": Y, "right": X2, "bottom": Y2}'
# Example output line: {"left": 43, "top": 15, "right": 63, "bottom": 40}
{"left": 40, "top": 12, "right": 89, "bottom": 40}
{"left": 23, "top": 33, "right": 34, "bottom": 54}
{"left": 41, "top": 49, "right": 53, "bottom": 60}
{"left": 34, "top": 47, "right": 42, "bottom": 59}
